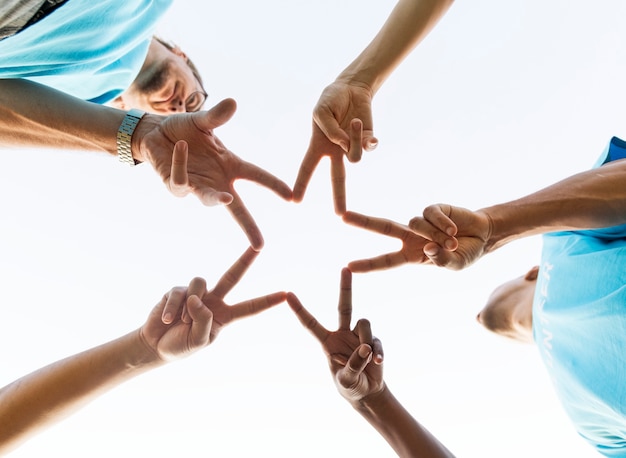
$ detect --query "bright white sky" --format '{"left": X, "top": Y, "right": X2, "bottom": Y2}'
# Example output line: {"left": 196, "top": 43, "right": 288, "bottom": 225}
{"left": 3, "top": 1, "right": 626, "bottom": 457}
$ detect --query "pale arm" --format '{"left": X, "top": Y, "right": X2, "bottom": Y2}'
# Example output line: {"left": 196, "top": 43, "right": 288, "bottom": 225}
{"left": 337, "top": 0, "right": 455, "bottom": 97}
{"left": 0, "top": 329, "right": 165, "bottom": 455}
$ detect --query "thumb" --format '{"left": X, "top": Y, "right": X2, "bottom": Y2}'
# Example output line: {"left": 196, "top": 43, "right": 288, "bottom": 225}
{"left": 197, "top": 98, "right": 237, "bottom": 130}
{"left": 337, "top": 344, "right": 372, "bottom": 388}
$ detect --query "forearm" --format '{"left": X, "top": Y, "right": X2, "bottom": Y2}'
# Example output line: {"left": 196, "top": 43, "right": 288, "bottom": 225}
{"left": 0, "top": 79, "right": 131, "bottom": 156}
{"left": 337, "top": 0, "right": 454, "bottom": 93}
{"left": 352, "top": 385, "right": 455, "bottom": 458}
{"left": 483, "top": 159, "right": 626, "bottom": 251}
{"left": 0, "top": 329, "right": 162, "bottom": 455}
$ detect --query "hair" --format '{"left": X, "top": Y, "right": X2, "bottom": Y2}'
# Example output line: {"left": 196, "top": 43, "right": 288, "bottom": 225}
{"left": 153, "top": 36, "right": 204, "bottom": 89}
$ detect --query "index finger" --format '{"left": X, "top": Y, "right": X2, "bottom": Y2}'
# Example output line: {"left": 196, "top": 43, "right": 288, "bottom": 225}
{"left": 338, "top": 268, "right": 352, "bottom": 330}
{"left": 286, "top": 292, "right": 330, "bottom": 343}
{"left": 342, "top": 211, "right": 408, "bottom": 240}
{"left": 229, "top": 291, "right": 286, "bottom": 321}
{"left": 224, "top": 190, "right": 264, "bottom": 251}
{"left": 239, "top": 160, "right": 293, "bottom": 201}
{"left": 212, "top": 246, "right": 259, "bottom": 298}
{"left": 293, "top": 148, "right": 322, "bottom": 203}
{"left": 348, "top": 250, "right": 419, "bottom": 273}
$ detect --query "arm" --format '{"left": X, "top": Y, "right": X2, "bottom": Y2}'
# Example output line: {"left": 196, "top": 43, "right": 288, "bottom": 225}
{"left": 0, "top": 79, "right": 292, "bottom": 250}
{"left": 293, "top": 0, "right": 454, "bottom": 212}
{"left": 408, "top": 159, "right": 626, "bottom": 269}
{"left": 0, "top": 293, "right": 208, "bottom": 455}
{"left": 0, "top": 246, "right": 285, "bottom": 455}
{"left": 286, "top": 268, "right": 455, "bottom": 457}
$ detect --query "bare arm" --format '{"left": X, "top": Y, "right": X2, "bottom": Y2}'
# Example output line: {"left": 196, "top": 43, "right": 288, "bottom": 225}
{"left": 407, "top": 159, "right": 626, "bottom": 270}
{"left": 287, "top": 269, "right": 455, "bottom": 457}
{"left": 0, "top": 329, "right": 164, "bottom": 455}
{"left": 337, "top": 0, "right": 455, "bottom": 95}
{"left": 0, "top": 78, "right": 124, "bottom": 154}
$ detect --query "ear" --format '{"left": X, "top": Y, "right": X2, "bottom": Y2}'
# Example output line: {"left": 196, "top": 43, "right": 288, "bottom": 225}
{"left": 525, "top": 265, "right": 540, "bottom": 281}
{"left": 170, "top": 46, "right": 187, "bottom": 60}
{"left": 110, "top": 95, "right": 126, "bottom": 110}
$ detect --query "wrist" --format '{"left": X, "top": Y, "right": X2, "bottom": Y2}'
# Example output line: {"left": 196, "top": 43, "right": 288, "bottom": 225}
{"left": 129, "top": 112, "right": 162, "bottom": 164}
{"left": 351, "top": 382, "right": 389, "bottom": 412}
{"left": 126, "top": 329, "right": 165, "bottom": 369}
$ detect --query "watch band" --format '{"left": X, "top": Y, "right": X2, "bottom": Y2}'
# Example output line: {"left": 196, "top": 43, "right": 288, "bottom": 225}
{"left": 117, "top": 108, "right": 145, "bottom": 166}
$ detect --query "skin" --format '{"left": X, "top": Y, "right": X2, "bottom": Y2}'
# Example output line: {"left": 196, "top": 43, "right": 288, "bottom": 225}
{"left": 287, "top": 268, "right": 455, "bottom": 458}
{"left": 0, "top": 80, "right": 292, "bottom": 250}
{"left": 341, "top": 159, "right": 626, "bottom": 273}
{"left": 112, "top": 39, "right": 206, "bottom": 114}
{"left": 0, "top": 246, "right": 286, "bottom": 455}
{"left": 293, "top": 0, "right": 455, "bottom": 214}
{"left": 477, "top": 266, "right": 537, "bottom": 343}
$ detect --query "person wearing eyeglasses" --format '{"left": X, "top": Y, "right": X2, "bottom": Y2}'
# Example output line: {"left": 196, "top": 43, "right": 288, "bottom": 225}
{"left": 0, "top": 247, "right": 286, "bottom": 456}
{"left": 0, "top": 0, "right": 292, "bottom": 250}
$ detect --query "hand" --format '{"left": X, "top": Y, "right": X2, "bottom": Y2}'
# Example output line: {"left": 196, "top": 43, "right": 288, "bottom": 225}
{"left": 136, "top": 98, "right": 293, "bottom": 250}
{"left": 286, "top": 268, "right": 384, "bottom": 403}
{"left": 141, "top": 246, "right": 286, "bottom": 360}
{"left": 409, "top": 204, "right": 491, "bottom": 270}
{"left": 342, "top": 210, "right": 457, "bottom": 273}
{"left": 293, "top": 81, "right": 378, "bottom": 215}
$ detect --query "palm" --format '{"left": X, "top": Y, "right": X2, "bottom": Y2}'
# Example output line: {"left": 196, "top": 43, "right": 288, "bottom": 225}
{"left": 139, "top": 98, "right": 292, "bottom": 250}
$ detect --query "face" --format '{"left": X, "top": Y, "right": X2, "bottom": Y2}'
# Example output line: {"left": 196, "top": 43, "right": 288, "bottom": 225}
{"left": 476, "top": 266, "right": 539, "bottom": 343}
{"left": 113, "top": 39, "right": 206, "bottom": 114}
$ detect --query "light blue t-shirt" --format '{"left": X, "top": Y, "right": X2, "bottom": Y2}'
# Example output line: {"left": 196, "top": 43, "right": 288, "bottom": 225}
{"left": 533, "top": 136, "right": 626, "bottom": 456}
{"left": 0, "top": 0, "right": 173, "bottom": 103}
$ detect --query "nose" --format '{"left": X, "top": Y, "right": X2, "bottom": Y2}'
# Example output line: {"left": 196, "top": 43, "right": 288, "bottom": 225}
{"left": 168, "top": 97, "right": 185, "bottom": 113}
{"left": 476, "top": 312, "right": 483, "bottom": 324}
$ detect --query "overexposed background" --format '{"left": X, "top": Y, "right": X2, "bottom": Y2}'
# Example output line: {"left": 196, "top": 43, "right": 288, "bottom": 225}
{"left": 3, "top": 0, "right": 626, "bottom": 456}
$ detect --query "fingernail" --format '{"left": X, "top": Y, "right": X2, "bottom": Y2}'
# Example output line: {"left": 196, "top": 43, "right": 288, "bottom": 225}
{"left": 339, "top": 141, "right": 349, "bottom": 152}
{"left": 162, "top": 312, "right": 172, "bottom": 323}
{"left": 367, "top": 139, "right": 378, "bottom": 150}
{"left": 446, "top": 227, "right": 456, "bottom": 236}
{"left": 444, "top": 239, "right": 456, "bottom": 250}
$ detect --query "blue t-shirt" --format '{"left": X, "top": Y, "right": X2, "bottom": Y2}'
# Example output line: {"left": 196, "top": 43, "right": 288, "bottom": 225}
{"left": 533, "top": 136, "right": 626, "bottom": 456}
{"left": 0, "top": 0, "right": 173, "bottom": 104}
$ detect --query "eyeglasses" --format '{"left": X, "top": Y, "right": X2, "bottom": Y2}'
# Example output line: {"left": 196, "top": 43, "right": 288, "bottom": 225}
{"left": 185, "top": 89, "right": 208, "bottom": 112}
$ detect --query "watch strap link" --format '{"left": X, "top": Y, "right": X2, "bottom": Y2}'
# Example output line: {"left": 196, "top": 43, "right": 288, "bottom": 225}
{"left": 117, "top": 108, "right": 145, "bottom": 166}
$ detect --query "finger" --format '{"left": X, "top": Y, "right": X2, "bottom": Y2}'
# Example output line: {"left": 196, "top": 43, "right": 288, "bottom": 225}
{"left": 229, "top": 291, "right": 286, "bottom": 320}
{"left": 347, "top": 118, "right": 363, "bottom": 163}
{"left": 363, "top": 133, "right": 378, "bottom": 153}
{"left": 422, "top": 204, "right": 458, "bottom": 237}
{"left": 195, "top": 98, "right": 237, "bottom": 130}
{"left": 223, "top": 190, "right": 264, "bottom": 251}
{"left": 186, "top": 295, "right": 213, "bottom": 348}
{"left": 286, "top": 292, "right": 330, "bottom": 343}
{"left": 371, "top": 336, "right": 384, "bottom": 364}
{"left": 196, "top": 187, "right": 234, "bottom": 206}
{"left": 162, "top": 286, "right": 188, "bottom": 324}
{"left": 355, "top": 318, "right": 373, "bottom": 345}
{"left": 315, "top": 108, "right": 350, "bottom": 153}
{"left": 423, "top": 242, "right": 463, "bottom": 270}
{"left": 330, "top": 155, "right": 347, "bottom": 215}
{"left": 169, "top": 140, "right": 190, "bottom": 197}
{"left": 342, "top": 211, "right": 407, "bottom": 240}
{"left": 213, "top": 246, "right": 259, "bottom": 298}
{"left": 408, "top": 216, "right": 458, "bottom": 251}
{"left": 338, "top": 268, "right": 352, "bottom": 331}
{"left": 338, "top": 344, "right": 372, "bottom": 388}
{"left": 187, "top": 276, "right": 208, "bottom": 300}
{"left": 347, "top": 251, "right": 409, "bottom": 273}
{"left": 293, "top": 149, "right": 323, "bottom": 203}
{"left": 238, "top": 160, "right": 293, "bottom": 201}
